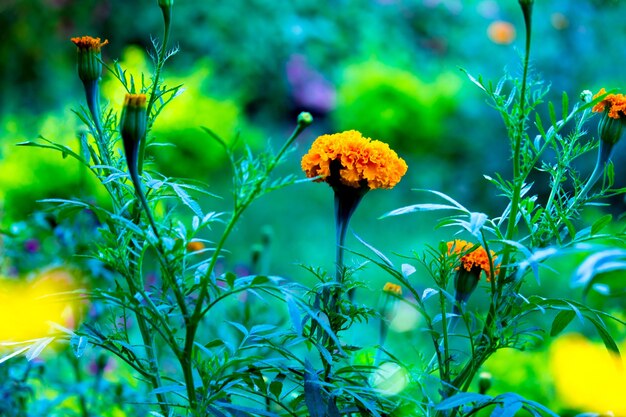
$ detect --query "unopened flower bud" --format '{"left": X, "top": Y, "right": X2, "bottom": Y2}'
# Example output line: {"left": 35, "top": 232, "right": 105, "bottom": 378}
{"left": 120, "top": 94, "right": 148, "bottom": 156}
{"left": 297, "top": 112, "right": 313, "bottom": 128}
{"left": 70, "top": 36, "right": 108, "bottom": 83}
{"left": 580, "top": 90, "right": 593, "bottom": 103}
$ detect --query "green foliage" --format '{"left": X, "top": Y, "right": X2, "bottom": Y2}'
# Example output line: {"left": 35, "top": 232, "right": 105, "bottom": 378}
{"left": 100, "top": 46, "right": 263, "bottom": 179}
{"left": 332, "top": 60, "right": 461, "bottom": 154}
{"left": 0, "top": 115, "right": 108, "bottom": 221}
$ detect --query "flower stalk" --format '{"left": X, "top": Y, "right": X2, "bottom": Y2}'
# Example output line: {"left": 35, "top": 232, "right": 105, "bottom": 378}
{"left": 119, "top": 93, "right": 160, "bottom": 238}
{"left": 71, "top": 36, "right": 111, "bottom": 165}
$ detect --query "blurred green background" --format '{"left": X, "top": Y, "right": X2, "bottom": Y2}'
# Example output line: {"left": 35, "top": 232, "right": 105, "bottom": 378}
{"left": 2, "top": 0, "right": 626, "bottom": 414}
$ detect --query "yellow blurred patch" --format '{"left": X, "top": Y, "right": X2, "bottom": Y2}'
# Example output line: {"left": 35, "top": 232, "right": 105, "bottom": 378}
{"left": 550, "top": 333, "right": 626, "bottom": 415}
{"left": 0, "top": 268, "right": 83, "bottom": 343}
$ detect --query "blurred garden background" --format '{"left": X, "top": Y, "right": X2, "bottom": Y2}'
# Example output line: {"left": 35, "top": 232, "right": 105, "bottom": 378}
{"left": 1, "top": 0, "right": 626, "bottom": 415}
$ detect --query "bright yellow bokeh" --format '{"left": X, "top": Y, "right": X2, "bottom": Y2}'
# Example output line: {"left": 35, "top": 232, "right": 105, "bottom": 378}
{"left": 550, "top": 333, "right": 626, "bottom": 415}
{"left": 0, "top": 268, "right": 82, "bottom": 343}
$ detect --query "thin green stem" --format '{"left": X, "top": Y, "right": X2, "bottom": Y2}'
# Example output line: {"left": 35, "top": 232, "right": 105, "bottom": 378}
{"left": 194, "top": 120, "right": 310, "bottom": 319}
{"left": 497, "top": 0, "right": 533, "bottom": 289}
{"left": 124, "top": 240, "right": 171, "bottom": 416}
{"left": 141, "top": 7, "right": 172, "bottom": 175}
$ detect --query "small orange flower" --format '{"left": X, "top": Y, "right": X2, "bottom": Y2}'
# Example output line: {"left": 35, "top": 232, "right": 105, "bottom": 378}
{"left": 301, "top": 130, "right": 407, "bottom": 189}
{"left": 447, "top": 239, "right": 498, "bottom": 280}
{"left": 186, "top": 241, "right": 205, "bottom": 253}
{"left": 383, "top": 282, "right": 402, "bottom": 296}
{"left": 592, "top": 88, "right": 626, "bottom": 120}
{"left": 487, "top": 21, "right": 516, "bottom": 45}
{"left": 71, "top": 36, "right": 109, "bottom": 51}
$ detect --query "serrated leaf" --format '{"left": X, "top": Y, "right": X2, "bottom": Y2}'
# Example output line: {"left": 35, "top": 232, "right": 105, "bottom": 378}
{"left": 550, "top": 310, "right": 576, "bottom": 337}
{"left": 171, "top": 183, "right": 203, "bottom": 217}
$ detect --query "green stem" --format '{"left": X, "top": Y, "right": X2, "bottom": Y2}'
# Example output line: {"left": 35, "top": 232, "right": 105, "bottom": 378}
{"left": 497, "top": 0, "right": 533, "bottom": 289}
{"left": 577, "top": 140, "right": 613, "bottom": 203}
{"left": 180, "top": 118, "right": 310, "bottom": 413}
{"left": 124, "top": 241, "right": 171, "bottom": 416}
{"left": 193, "top": 120, "right": 310, "bottom": 319}
{"left": 141, "top": 6, "right": 172, "bottom": 175}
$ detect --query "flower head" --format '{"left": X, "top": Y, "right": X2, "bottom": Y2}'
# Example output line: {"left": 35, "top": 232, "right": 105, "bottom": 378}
{"left": 70, "top": 36, "right": 109, "bottom": 52}
{"left": 593, "top": 88, "right": 626, "bottom": 146}
{"left": 447, "top": 239, "right": 498, "bottom": 280}
{"left": 383, "top": 282, "right": 402, "bottom": 296}
{"left": 71, "top": 36, "right": 108, "bottom": 83}
{"left": 592, "top": 88, "right": 626, "bottom": 119}
{"left": 301, "top": 130, "right": 407, "bottom": 190}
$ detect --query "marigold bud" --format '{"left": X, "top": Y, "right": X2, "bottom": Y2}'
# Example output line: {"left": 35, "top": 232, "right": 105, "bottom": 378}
{"left": 297, "top": 112, "right": 313, "bottom": 128}
{"left": 580, "top": 90, "right": 593, "bottom": 103}
{"left": 70, "top": 36, "right": 108, "bottom": 83}
{"left": 120, "top": 94, "right": 148, "bottom": 167}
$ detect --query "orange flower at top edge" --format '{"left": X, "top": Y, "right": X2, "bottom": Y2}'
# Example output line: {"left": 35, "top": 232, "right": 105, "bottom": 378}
{"left": 447, "top": 239, "right": 498, "bottom": 280}
{"left": 71, "top": 36, "right": 109, "bottom": 51}
{"left": 301, "top": 130, "right": 408, "bottom": 189}
{"left": 592, "top": 88, "right": 626, "bottom": 119}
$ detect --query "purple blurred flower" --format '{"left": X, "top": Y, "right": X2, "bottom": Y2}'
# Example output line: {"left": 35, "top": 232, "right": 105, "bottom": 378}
{"left": 24, "top": 238, "right": 40, "bottom": 253}
{"left": 286, "top": 54, "right": 336, "bottom": 113}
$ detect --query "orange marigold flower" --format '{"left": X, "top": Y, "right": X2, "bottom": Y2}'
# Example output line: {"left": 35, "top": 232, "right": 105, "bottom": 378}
{"left": 301, "top": 130, "right": 408, "bottom": 189}
{"left": 383, "top": 282, "right": 402, "bottom": 296}
{"left": 487, "top": 21, "right": 516, "bottom": 45}
{"left": 592, "top": 88, "right": 626, "bottom": 119}
{"left": 447, "top": 239, "right": 498, "bottom": 280}
{"left": 71, "top": 36, "right": 109, "bottom": 51}
{"left": 186, "top": 241, "right": 205, "bottom": 253}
